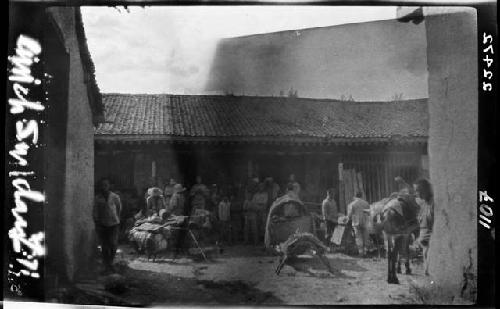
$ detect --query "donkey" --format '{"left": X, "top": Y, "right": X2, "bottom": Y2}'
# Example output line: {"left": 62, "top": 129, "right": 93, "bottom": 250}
{"left": 381, "top": 194, "right": 420, "bottom": 284}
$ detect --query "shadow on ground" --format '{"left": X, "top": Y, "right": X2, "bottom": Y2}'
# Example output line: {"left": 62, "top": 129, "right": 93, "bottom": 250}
{"left": 196, "top": 280, "right": 281, "bottom": 304}
{"left": 120, "top": 266, "right": 282, "bottom": 306}
{"left": 285, "top": 255, "right": 364, "bottom": 279}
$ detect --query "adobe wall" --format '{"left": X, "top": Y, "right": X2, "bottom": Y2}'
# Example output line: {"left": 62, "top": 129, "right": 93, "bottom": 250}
{"left": 47, "top": 7, "right": 96, "bottom": 282}
{"left": 424, "top": 7, "right": 478, "bottom": 302}
{"left": 206, "top": 19, "right": 428, "bottom": 101}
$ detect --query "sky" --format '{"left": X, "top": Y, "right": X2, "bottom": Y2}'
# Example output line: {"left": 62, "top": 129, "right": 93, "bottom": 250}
{"left": 81, "top": 6, "right": 399, "bottom": 96}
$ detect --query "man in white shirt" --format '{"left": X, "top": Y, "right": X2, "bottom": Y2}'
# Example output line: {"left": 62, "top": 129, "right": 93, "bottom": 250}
{"left": 347, "top": 191, "right": 370, "bottom": 257}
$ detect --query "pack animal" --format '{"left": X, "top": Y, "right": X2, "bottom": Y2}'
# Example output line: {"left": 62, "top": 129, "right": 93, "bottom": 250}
{"left": 381, "top": 194, "right": 419, "bottom": 284}
{"left": 364, "top": 197, "right": 391, "bottom": 259}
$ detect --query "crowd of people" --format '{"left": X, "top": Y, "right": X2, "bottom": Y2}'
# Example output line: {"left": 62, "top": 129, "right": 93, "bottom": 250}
{"left": 90, "top": 173, "right": 306, "bottom": 273}
{"left": 93, "top": 173, "right": 434, "bottom": 276}
{"left": 140, "top": 174, "right": 303, "bottom": 245}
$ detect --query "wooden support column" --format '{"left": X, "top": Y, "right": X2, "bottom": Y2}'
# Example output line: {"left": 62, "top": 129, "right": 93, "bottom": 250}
{"left": 384, "top": 159, "right": 389, "bottom": 198}
{"left": 338, "top": 162, "right": 345, "bottom": 214}
{"left": 133, "top": 153, "right": 151, "bottom": 193}
{"left": 304, "top": 155, "right": 321, "bottom": 201}
{"left": 375, "top": 164, "right": 382, "bottom": 202}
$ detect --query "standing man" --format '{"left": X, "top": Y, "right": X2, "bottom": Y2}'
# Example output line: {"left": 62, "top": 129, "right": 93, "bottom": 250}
{"left": 217, "top": 195, "right": 232, "bottom": 245}
{"left": 322, "top": 188, "right": 338, "bottom": 243}
{"left": 209, "top": 184, "right": 220, "bottom": 212}
{"left": 283, "top": 183, "right": 300, "bottom": 216}
{"left": 288, "top": 174, "right": 301, "bottom": 198}
{"left": 347, "top": 191, "right": 370, "bottom": 257}
{"left": 252, "top": 183, "right": 269, "bottom": 242}
{"left": 170, "top": 183, "right": 186, "bottom": 215}
{"left": 243, "top": 193, "right": 258, "bottom": 245}
{"left": 190, "top": 175, "right": 209, "bottom": 212}
{"left": 93, "top": 178, "right": 122, "bottom": 273}
{"left": 413, "top": 178, "right": 434, "bottom": 276}
{"left": 146, "top": 187, "right": 166, "bottom": 217}
{"left": 164, "top": 178, "right": 176, "bottom": 212}
{"left": 246, "top": 175, "right": 260, "bottom": 197}
{"left": 265, "top": 177, "right": 280, "bottom": 210}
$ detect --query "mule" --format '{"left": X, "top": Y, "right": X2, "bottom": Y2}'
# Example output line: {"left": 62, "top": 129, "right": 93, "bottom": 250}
{"left": 365, "top": 198, "right": 390, "bottom": 259}
{"left": 381, "top": 194, "right": 419, "bottom": 284}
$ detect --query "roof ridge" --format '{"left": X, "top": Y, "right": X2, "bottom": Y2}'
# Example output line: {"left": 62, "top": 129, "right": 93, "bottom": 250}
{"left": 222, "top": 18, "right": 400, "bottom": 41}
{"left": 101, "top": 93, "right": 428, "bottom": 105}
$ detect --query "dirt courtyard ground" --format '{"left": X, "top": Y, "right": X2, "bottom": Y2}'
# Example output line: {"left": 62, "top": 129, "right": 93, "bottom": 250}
{"left": 108, "top": 244, "right": 433, "bottom": 306}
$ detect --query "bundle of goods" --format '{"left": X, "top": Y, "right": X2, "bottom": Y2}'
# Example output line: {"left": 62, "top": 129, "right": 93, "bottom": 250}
{"left": 275, "top": 231, "right": 335, "bottom": 275}
{"left": 277, "top": 231, "right": 328, "bottom": 256}
{"left": 330, "top": 214, "right": 358, "bottom": 255}
{"left": 128, "top": 214, "right": 187, "bottom": 260}
{"left": 337, "top": 215, "right": 349, "bottom": 225}
{"left": 330, "top": 214, "right": 348, "bottom": 246}
{"left": 366, "top": 197, "right": 393, "bottom": 235}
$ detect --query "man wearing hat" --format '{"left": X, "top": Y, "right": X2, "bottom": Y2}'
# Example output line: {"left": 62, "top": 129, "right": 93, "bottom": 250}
{"left": 146, "top": 187, "right": 166, "bottom": 217}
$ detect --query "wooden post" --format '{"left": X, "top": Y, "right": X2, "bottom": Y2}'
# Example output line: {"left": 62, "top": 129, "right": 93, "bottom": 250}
{"left": 338, "top": 162, "right": 345, "bottom": 214}
{"left": 366, "top": 163, "right": 372, "bottom": 203}
{"left": 357, "top": 171, "right": 365, "bottom": 201}
{"left": 384, "top": 160, "right": 389, "bottom": 198}
{"left": 151, "top": 159, "right": 156, "bottom": 184}
{"left": 376, "top": 164, "right": 382, "bottom": 202}
{"left": 344, "top": 168, "right": 350, "bottom": 212}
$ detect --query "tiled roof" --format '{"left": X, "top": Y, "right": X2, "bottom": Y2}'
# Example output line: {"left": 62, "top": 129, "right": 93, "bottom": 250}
{"left": 95, "top": 94, "right": 428, "bottom": 144}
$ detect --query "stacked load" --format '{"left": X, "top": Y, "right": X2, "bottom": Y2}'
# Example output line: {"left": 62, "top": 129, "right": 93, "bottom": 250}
{"left": 366, "top": 197, "right": 392, "bottom": 234}
{"left": 128, "top": 215, "right": 187, "bottom": 259}
{"left": 275, "top": 231, "right": 335, "bottom": 275}
{"left": 278, "top": 231, "right": 328, "bottom": 256}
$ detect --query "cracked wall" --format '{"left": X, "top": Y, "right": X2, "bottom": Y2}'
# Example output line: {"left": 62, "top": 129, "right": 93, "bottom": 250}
{"left": 424, "top": 7, "right": 478, "bottom": 302}
{"left": 46, "top": 7, "right": 97, "bottom": 283}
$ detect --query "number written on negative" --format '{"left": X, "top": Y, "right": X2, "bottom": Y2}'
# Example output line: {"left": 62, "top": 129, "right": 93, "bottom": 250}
{"left": 482, "top": 33, "right": 494, "bottom": 92}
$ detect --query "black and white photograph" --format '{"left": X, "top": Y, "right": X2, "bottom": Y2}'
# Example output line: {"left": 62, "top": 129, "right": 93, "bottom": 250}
{"left": 5, "top": 2, "right": 496, "bottom": 308}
